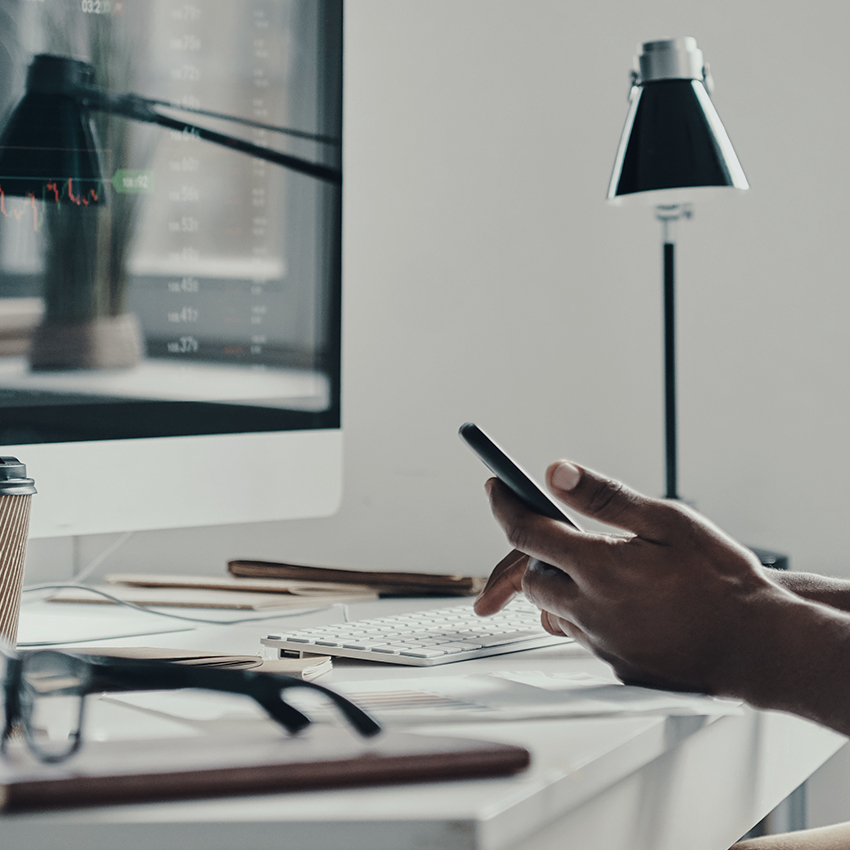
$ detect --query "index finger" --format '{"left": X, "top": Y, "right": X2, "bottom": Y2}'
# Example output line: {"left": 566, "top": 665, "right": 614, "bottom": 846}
{"left": 486, "top": 478, "right": 594, "bottom": 579}
{"left": 473, "top": 548, "right": 529, "bottom": 616}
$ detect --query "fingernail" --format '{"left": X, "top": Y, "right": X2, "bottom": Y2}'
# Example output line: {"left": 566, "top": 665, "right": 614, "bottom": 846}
{"left": 552, "top": 461, "right": 581, "bottom": 491}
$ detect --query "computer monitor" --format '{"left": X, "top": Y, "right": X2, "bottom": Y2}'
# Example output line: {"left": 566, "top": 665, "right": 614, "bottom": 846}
{"left": 0, "top": 0, "right": 343, "bottom": 538}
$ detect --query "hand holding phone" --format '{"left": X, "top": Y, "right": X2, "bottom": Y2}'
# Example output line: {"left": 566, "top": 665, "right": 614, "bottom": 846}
{"left": 459, "top": 423, "right": 582, "bottom": 530}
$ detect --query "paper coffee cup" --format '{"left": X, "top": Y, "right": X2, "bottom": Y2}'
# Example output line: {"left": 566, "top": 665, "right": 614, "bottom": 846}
{"left": 0, "top": 458, "right": 36, "bottom": 646}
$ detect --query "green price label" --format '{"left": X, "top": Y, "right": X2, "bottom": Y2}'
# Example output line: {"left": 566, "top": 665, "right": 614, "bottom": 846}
{"left": 112, "top": 169, "right": 154, "bottom": 194}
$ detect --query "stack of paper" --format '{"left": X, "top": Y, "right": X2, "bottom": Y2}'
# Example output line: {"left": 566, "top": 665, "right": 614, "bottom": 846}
{"left": 47, "top": 573, "right": 378, "bottom": 610}
{"left": 228, "top": 559, "right": 486, "bottom": 596}
{"left": 65, "top": 646, "right": 333, "bottom": 680}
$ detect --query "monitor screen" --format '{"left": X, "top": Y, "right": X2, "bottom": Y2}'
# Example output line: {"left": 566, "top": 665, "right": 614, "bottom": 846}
{"left": 0, "top": 0, "right": 343, "bottom": 537}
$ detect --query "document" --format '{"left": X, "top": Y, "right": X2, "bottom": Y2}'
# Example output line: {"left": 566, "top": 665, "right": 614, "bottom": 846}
{"left": 327, "top": 671, "right": 743, "bottom": 725}
{"left": 16, "top": 602, "right": 192, "bottom": 647}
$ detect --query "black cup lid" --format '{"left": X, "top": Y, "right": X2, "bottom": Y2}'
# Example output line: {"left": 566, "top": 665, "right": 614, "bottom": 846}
{"left": 0, "top": 457, "right": 37, "bottom": 495}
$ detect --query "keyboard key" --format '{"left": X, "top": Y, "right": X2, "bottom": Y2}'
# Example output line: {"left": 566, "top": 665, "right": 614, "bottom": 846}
{"left": 469, "top": 631, "right": 542, "bottom": 647}
{"left": 400, "top": 649, "right": 448, "bottom": 658}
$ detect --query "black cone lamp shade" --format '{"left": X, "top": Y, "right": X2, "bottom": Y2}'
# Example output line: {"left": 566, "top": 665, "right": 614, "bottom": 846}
{"left": 608, "top": 38, "right": 747, "bottom": 202}
{"left": 607, "top": 38, "right": 748, "bottom": 501}
{"left": 0, "top": 56, "right": 103, "bottom": 204}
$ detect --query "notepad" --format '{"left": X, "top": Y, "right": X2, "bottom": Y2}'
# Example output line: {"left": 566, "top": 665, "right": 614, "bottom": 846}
{"left": 105, "top": 573, "right": 377, "bottom": 596}
{"left": 0, "top": 729, "right": 530, "bottom": 812}
{"left": 227, "top": 559, "right": 486, "bottom": 597}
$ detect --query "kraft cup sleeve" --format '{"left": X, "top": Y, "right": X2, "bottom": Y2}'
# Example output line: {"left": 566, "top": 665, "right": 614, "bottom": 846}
{"left": 0, "top": 494, "right": 33, "bottom": 646}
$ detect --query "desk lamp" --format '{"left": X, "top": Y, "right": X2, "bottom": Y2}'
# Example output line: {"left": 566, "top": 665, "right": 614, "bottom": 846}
{"left": 607, "top": 39, "right": 787, "bottom": 571}
{"left": 607, "top": 37, "right": 748, "bottom": 501}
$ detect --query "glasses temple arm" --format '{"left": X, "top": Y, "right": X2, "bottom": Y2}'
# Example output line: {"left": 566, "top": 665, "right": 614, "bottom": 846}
{"left": 278, "top": 680, "right": 383, "bottom": 738}
{"left": 80, "top": 658, "right": 381, "bottom": 738}
{"left": 83, "top": 660, "right": 313, "bottom": 735}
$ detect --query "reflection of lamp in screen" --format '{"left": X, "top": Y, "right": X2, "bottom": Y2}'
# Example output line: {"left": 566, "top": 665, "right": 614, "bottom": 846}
{"left": 607, "top": 37, "right": 747, "bottom": 501}
{"left": 0, "top": 53, "right": 340, "bottom": 371}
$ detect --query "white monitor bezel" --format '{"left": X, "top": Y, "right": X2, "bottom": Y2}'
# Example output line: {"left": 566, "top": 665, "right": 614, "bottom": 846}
{"left": 13, "top": 429, "right": 343, "bottom": 538}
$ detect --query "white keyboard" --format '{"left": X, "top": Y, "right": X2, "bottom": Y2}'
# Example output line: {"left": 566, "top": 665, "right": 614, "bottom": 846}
{"left": 260, "top": 597, "right": 571, "bottom": 667}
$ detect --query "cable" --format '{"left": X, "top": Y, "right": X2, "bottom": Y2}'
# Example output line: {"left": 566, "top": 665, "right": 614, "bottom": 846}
{"left": 73, "top": 530, "right": 135, "bottom": 584}
{"left": 19, "top": 583, "right": 345, "bottom": 626}
{"left": 20, "top": 532, "right": 347, "bottom": 630}
{"left": 20, "top": 530, "right": 136, "bottom": 599}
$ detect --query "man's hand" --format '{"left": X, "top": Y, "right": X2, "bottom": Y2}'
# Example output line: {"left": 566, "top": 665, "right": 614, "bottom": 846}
{"left": 475, "top": 460, "right": 828, "bottom": 700}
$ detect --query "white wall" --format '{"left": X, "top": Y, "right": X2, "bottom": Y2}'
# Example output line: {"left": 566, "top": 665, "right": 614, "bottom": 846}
{"left": 23, "top": 0, "right": 850, "bottom": 825}
{"left": 38, "top": 0, "right": 849, "bottom": 582}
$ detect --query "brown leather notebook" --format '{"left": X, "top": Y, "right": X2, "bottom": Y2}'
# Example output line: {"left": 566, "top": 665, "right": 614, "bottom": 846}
{"left": 227, "top": 559, "right": 486, "bottom": 597}
{"left": 0, "top": 729, "right": 529, "bottom": 812}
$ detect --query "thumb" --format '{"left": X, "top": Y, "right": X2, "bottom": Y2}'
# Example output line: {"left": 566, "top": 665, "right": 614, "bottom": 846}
{"left": 546, "top": 460, "right": 667, "bottom": 538}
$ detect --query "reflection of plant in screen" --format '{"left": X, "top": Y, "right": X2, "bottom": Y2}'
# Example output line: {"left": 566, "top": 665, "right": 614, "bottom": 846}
{"left": 39, "top": 2, "right": 151, "bottom": 324}
{"left": 0, "top": 7, "right": 22, "bottom": 118}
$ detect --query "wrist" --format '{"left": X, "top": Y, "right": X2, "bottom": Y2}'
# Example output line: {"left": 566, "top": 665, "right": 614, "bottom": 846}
{"left": 763, "top": 569, "right": 850, "bottom": 614}
{"left": 717, "top": 585, "right": 850, "bottom": 734}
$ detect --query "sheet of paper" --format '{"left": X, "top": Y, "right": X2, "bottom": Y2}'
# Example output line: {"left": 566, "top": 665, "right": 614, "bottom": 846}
{"left": 16, "top": 604, "right": 192, "bottom": 647}
{"left": 84, "top": 695, "right": 208, "bottom": 742}
{"left": 102, "top": 671, "right": 741, "bottom": 734}
{"left": 329, "top": 672, "right": 742, "bottom": 725}
{"left": 104, "top": 690, "right": 270, "bottom": 722}
{"left": 106, "top": 679, "right": 338, "bottom": 724}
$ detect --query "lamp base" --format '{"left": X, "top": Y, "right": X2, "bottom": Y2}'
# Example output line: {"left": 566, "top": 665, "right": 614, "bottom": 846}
{"left": 28, "top": 313, "right": 145, "bottom": 371}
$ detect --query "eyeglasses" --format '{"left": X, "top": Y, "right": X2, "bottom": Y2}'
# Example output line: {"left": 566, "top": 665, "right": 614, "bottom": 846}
{"left": 1, "top": 643, "right": 381, "bottom": 764}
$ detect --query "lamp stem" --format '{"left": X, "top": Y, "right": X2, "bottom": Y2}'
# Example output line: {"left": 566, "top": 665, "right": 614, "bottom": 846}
{"left": 663, "top": 239, "right": 678, "bottom": 500}
{"left": 656, "top": 204, "right": 692, "bottom": 500}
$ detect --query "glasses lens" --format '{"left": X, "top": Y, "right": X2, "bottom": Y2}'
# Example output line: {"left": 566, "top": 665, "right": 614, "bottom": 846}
{"left": 21, "top": 652, "right": 86, "bottom": 761}
{"left": 0, "top": 642, "right": 13, "bottom": 740}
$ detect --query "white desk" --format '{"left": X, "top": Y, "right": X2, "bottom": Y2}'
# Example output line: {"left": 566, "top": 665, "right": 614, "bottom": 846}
{"left": 4, "top": 598, "right": 846, "bottom": 850}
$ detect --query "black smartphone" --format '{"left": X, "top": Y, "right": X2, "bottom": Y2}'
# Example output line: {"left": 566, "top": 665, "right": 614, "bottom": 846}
{"left": 459, "top": 423, "right": 582, "bottom": 530}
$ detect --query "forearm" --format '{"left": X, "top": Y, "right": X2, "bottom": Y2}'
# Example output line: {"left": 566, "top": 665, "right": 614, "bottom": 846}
{"left": 764, "top": 569, "right": 850, "bottom": 614}
{"left": 723, "top": 588, "right": 850, "bottom": 736}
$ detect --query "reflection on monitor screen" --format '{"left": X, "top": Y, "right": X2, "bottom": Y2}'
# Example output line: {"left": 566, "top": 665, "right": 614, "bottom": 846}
{"left": 0, "top": 0, "right": 343, "bottom": 537}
